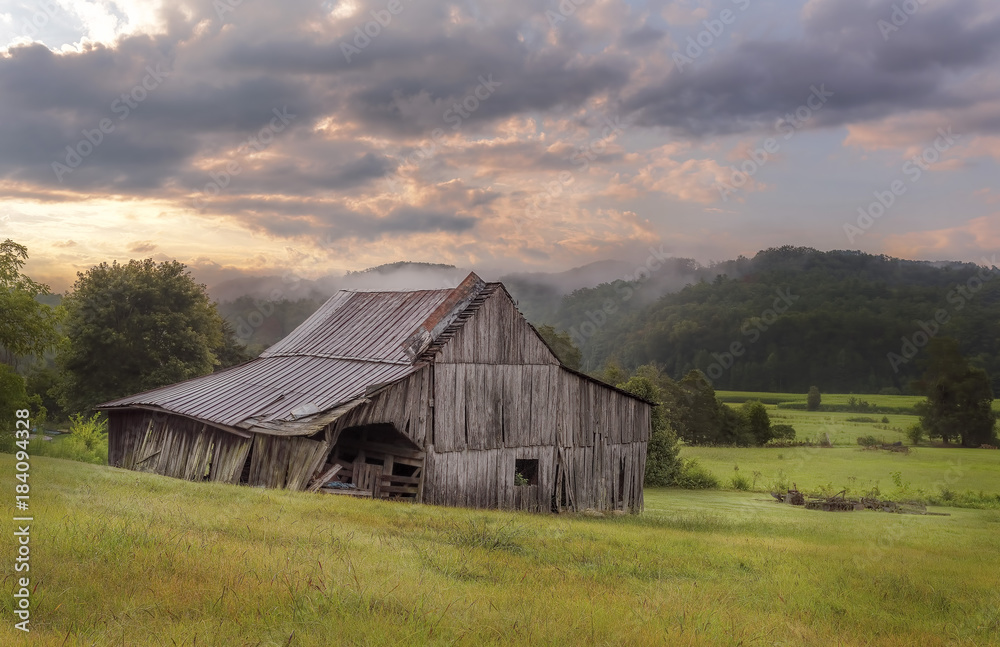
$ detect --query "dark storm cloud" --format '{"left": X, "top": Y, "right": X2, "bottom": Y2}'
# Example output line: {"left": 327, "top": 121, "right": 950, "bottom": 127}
{"left": 622, "top": 0, "right": 1000, "bottom": 136}
{"left": 2, "top": 0, "right": 999, "bottom": 247}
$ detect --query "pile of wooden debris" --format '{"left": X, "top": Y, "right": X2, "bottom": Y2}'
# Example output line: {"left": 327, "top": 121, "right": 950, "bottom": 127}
{"left": 770, "top": 487, "right": 949, "bottom": 515}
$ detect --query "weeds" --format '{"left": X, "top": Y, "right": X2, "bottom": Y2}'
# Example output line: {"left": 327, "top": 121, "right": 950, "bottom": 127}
{"left": 29, "top": 412, "right": 108, "bottom": 464}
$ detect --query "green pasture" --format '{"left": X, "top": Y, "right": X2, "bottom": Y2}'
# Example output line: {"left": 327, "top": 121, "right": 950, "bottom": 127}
{"left": 2, "top": 454, "right": 999, "bottom": 646}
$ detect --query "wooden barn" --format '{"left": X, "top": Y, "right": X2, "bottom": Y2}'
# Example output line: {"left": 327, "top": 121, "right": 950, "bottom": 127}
{"left": 98, "top": 273, "right": 651, "bottom": 512}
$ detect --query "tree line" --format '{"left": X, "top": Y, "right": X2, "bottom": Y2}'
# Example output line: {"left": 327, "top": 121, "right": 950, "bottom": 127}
{"left": 0, "top": 240, "right": 249, "bottom": 439}
{"left": 520, "top": 246, "right": 1000, "bottom": 395}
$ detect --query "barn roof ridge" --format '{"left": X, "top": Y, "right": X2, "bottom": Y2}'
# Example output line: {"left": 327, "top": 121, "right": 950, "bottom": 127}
{"left": 97, "top": 272, "right": 490, "bottom": 435}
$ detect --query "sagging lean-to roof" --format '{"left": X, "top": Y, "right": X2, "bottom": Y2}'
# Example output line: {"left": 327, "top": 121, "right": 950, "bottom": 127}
{"left": 97, "top": 272, "right": 488, "bottom": 437}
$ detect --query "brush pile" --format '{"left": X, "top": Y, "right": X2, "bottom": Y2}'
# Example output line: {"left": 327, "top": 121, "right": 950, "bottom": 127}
{"left": 770, "top": 488, "right": 947, "bottom": 515}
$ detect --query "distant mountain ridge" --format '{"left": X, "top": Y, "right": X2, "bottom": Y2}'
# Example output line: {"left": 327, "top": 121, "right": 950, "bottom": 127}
{"left": 213, "top": 248, "right": 1000, "bottom": 395}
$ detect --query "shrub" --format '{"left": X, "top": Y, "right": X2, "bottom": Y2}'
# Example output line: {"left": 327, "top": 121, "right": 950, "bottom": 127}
{"left": 30, "top": 412, "right": 108, "bottom": 465}
{"left": 857, "top": 435, "right": 880, "bottom": 447}
{"left": 846, "top": 416, "right": 878, "bottom": 423}
{"left": 881, "top": 416, "right": 890, "bottom": 424}
{"left": 905, "top": 423, "right": 925, "bottom": 446}
{"left": 846, "top": 396, "right": 878, "bottom": 413}
{"left": 674, "top": 459, "right": 720, "bottom": 489}
{"left": 730, "top": 473, "right": 751, "bottom": 491}
{"left": 807, "top": 386, "right": 821, "bottom": 411}
{"left": 770, "top": 424, "right": 796, "bottom": 441}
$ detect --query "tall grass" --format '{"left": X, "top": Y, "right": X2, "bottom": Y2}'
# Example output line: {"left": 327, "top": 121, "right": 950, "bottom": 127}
{"left": 3, "top": 455, "right": 999, "bottom": 646}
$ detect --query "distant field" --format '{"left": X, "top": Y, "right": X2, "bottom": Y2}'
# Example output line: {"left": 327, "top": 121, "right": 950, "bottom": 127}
{"left": 765, "top": 408, "right": 917, "bottom": 445}
{"left": 717, "top": 390, "right": 1000, "bottom": 413}
{"left": 716, "top": 390, "right": 927, "bottom": 410}
{"left": 681, "top": 446, "right": 1000, "bottom": 501}
{"left": 2, "top": 455, "right": 999, "bottom": 646}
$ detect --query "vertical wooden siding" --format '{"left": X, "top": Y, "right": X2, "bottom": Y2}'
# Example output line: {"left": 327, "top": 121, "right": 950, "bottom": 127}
{"left": 329, "top": 366, "right": 432, "bottom": 449}
{"left": 429, "top": 288, "right": 651, "bottom": 513}
{"left": 108, "top": 410, "right": 251, "bottom": 484}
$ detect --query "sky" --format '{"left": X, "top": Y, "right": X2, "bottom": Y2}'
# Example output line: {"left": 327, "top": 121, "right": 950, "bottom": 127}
{"left": 1, "top": 0, "right": 998, "bottom": 292}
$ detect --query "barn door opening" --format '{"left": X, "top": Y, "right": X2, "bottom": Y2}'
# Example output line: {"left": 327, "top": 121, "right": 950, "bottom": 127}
{"left": 317, "top": 423, "right": 425, "bottom": 501}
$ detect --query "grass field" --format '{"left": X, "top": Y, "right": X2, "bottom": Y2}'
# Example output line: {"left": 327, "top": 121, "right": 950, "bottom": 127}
{"left": 716, "top": 390, "right": 927, "bottom": 410}
{"left": 3, "top": 455, "right": 1000, "bottom": 646}
{"left": 681, "top": 446, "right": 1000, "bottom": 501}
{"left": 717, "top": 390, "right": 1000, "bottom": 414}
{"left": 764, "top": 408, "right": 918, "bottom": 445}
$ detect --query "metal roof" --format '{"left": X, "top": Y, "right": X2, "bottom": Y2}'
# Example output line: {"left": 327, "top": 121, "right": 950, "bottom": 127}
{"left": 98, "top": 273, "right": 487, "bottom": 436}
{"left": 260, "top": 289, "right": 454, "bottom": 363}
{"left": 97, "top": 271, "right": 650, "bottom": 436}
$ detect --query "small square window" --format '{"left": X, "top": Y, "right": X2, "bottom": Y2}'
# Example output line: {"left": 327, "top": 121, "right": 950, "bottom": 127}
{"left": 514, "top": 459, "right": 539, "bottom": 486}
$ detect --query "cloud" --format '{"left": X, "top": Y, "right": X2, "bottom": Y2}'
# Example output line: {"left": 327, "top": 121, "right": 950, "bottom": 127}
{"left": 1, "top": 0, "right": 999, "bottom": 280}
{"left": 882, "top": 215, "right": 1000, "bottom": 261}
{"left": 127, "top": 240, "right": 158, "bottom": 254}
{"left": 622, "top": 0, "right": 1000, "bottom": 137}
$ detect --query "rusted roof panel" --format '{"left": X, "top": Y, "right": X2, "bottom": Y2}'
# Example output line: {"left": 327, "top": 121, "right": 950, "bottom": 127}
{"left": 99, "top": 356, "right": 419, "bottom": 436}
{"left": 261, "top": 288, "right": 457, "bottom": 363}
{"left": 98, "top": 273, "right": 487, "bottom": 436}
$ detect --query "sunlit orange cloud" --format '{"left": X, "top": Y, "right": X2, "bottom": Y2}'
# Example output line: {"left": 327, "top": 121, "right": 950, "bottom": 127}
{"left": 844, "top": 96, "right": 1000, "bottom": 165}
{"left": 882, "top": 216, "right": 1000, "bottom": 263}
{"left": 609, "top": 144, "right": 760, "bottom": 204}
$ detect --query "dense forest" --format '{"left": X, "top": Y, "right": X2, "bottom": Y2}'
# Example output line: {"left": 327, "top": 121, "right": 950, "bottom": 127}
{"left": 215, "top": 248, "right": 1000, "bottom": 395}
{"left": 531, "top": 247, "right": 1000, "bottom": 394}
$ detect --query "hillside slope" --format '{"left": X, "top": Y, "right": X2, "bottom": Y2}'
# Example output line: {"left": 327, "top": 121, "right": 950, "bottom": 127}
{"left": 555, "top": 247, "right": 1000, "bottom": 392}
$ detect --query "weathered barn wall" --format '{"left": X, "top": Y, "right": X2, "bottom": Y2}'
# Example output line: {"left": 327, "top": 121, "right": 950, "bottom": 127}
{"left": 108, "top": 410, "right": 251, "bottom": 484}
{"left": 329, "top": 366, "right": 432, "bottom": 448}
{"left": 429, "top": 288, "right": 651, "bottom": 512}
{"left": 435, "top": 285, "right": 559, "bottom": 366}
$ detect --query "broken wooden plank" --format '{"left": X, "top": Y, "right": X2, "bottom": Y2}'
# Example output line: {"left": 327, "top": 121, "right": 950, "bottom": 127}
{"left": 307, "top": 463, "right": 343, "bottom": 493}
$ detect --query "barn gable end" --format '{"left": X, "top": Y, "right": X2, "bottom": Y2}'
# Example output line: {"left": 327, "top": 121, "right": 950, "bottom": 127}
{"left": 434, "top": 286, "right": 559, "bottom": 365}
{"left": 427, "top": 283, "right": 649, "bottom": 513}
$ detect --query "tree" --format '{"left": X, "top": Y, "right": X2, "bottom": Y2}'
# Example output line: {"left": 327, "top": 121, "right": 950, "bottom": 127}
{"left": 617, "top": 373, "right": 680, "bottom": 486}
{"left": 599, "top": 358, "right": 629, "bottom": 386}
{"left": 807, "top": 386, "right": 821, "bottom": 411}
{"left": 0, "top": 239, "right": 59, "bottom": 364}
{"left": 739, "top": 400, "right": 773, "bottom": 445}
{"left": 677, "top": 370, "right": 726, "bottom": 445}
{"left": 0, "top": 364, "right": 46, "bottom": 452}
{"left": 914, "top": 338, "right": 997, "bottom": 447}
{"left": 536, "top": 324, "right": 582, "bottom": 370}
{"left": 57, "top": 259, "right": 245, "bottom": 413}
